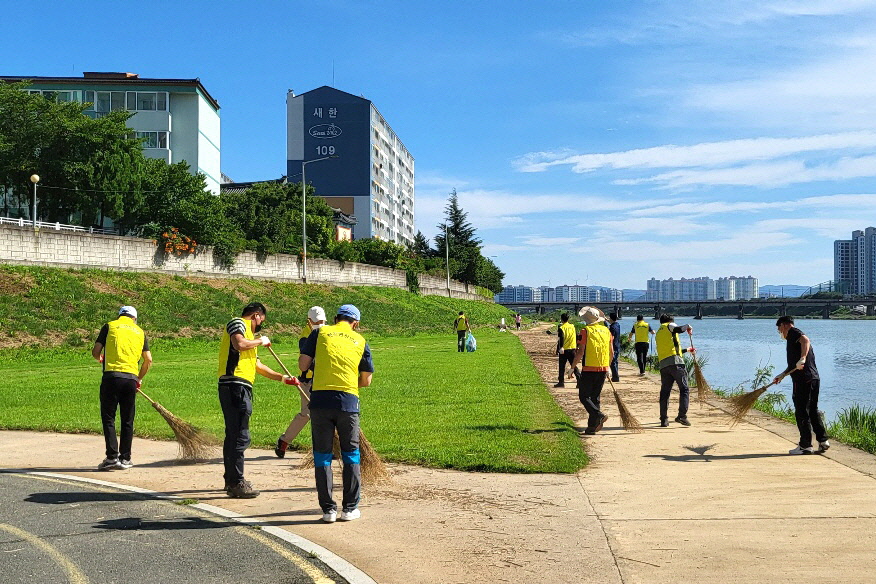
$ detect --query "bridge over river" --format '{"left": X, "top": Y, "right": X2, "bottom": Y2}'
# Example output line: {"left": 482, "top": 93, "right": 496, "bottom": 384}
{"left": 499, "top": 298, "right": 876, "bottom": 319}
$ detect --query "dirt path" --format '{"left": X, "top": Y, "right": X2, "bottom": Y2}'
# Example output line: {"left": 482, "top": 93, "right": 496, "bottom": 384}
{"left": 3, "top": 324, "right": 875, "bottom": 583}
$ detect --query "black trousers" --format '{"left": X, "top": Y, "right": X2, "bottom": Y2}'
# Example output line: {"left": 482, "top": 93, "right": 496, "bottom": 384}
{"left": 792, "top": 377, "right": 828, "bottom": 448}
{"left": 659, "top": 364, "right": 690, "bottom": 420}
{"left": 577, "top": 371, "right": 607, "bottom": 430}
{"left": 100, "top": 375, "right": 137, "bottom": 460}
{"left": 457, "top": 330, "right": 466, "bottom": 352}
{"left": 558, "top": 349, "right": 577, "bottom": 383}
{"left": 218, "top": 381, "right": 253, "bottom": 485}
{"left": 311, "top": 408, "right": 361, "bottom": 513}
{"left": 610, "top": 346, "right": 620, "bottom": 381}
{"left": 635, "top": 342, "right": 649, "bottom": 374}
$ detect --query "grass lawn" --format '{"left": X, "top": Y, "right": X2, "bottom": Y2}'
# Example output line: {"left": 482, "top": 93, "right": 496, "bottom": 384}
{"left": 0, "top": 328, "right": 588, "bottom": 473}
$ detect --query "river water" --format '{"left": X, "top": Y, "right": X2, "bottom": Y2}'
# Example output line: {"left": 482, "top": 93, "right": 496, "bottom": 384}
{"left": 625, "top": 317, "right": 876, "bottom": 421}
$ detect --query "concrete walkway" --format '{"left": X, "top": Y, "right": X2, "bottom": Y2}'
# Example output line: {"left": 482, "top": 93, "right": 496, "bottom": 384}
{"left": 1, "top": 325, "right": 875, "bottom": 583}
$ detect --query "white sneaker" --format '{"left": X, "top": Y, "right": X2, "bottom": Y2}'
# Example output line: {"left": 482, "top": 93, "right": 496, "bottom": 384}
{"left": 789, "top": 446, "right": 815, "bottom": 455}
{"left": 97, "top": 458, "right": 123, "bottom": 471}
{"left": 339, "top": 508, "right": 361, "bottom": 521}
{"left": 118, "top": 459, "right": 133, "bottom": 469}
{"left": 818, "top": 440, "right": 830, "bottom": 453}
{"left": 321, "top": 510, "right": 337, "bottom": 523}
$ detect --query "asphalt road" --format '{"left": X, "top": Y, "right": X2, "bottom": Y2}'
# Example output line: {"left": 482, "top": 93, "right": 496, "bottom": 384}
{"left": 0, "top": 472, "right": 346, "bottom": 584}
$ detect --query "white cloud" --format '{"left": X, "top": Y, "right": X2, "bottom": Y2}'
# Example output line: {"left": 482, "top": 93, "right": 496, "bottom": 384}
{"left": 628, "top": 193, "right": 876, "bottom": 218}
{"left": 517, "top": 235, "right": 581, "bottom": 247}
{"left": 513, "top": 132, "right": 876, "bottom": 174}
{"left": 592, "top": 217, "right": 715, "bottom": 235}
{"left": 616, "top": 155, "right": 876, "bottom": 189}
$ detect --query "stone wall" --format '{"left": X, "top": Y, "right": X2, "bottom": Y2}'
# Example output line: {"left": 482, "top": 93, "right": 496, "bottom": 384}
{"left": 0, "top": 224, "right": 490, "bottom": 300}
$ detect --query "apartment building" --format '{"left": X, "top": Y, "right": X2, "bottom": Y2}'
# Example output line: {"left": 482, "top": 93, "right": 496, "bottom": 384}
{"left": 646, "top": 276, "right": 758, "bottom": 301}
{"left": 286, "top": 86, "right": 414, "bottom": 246}
{"left": 1, "top": 72, "right": 222, "bottom": 194}
{"left": 835, "top": 227, "right": 876, "bottom": 295}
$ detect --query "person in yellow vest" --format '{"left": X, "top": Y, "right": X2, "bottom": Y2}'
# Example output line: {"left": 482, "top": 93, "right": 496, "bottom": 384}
{"left": 567, "top": 306, "right": 613, "bottom": 435}
{"left": 219, "top": 302, "right": 298, "bottom": 498}
{"left": 299, "top": 304, "right": 374, "bottom": 523}
{"left": 627, "top": 314, "right": 655, "bottom": 375}
{"left": 655, "top": 313, "right": 695, "bottom": 427}
{"left": 453, "top": 311, "right": 470, "bottom": 352}
{"left": 555, "top": 313, "right": 579, "bottom": 388}
{"left": 275, "top": 306, "right": 326, "bottom": 458}
{"left": 91, "top": 306, "right": 153, "bottom": 471}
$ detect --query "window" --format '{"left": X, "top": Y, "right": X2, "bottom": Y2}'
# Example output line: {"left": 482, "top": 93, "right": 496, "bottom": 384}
{"left": 94, "top": 91, "right": 126, "bottom": 112}
{"left": 136, "top": 131, "right": 169, "bottom": 149}
{"left": 125, "top": 91, "right": 168, "bottom": 111}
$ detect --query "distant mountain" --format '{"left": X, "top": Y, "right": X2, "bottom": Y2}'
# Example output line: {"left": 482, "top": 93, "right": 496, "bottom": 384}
{"left": 759, "top": 284, "right": 810, "bottom": 298}
{"left": 623, "top": 289, "right": 646, "bottom": 301}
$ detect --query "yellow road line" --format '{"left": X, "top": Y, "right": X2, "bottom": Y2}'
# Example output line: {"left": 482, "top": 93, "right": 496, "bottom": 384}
{"left": 237, "top": 527, "right": 335, "bottom": 584}
{"left": 0, "top": 523, "right": 89, "bottom": 584}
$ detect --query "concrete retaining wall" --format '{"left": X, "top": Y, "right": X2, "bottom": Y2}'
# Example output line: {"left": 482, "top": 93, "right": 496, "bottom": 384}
{"left": 0, "top": 224, "right": 491, "bottom": 301}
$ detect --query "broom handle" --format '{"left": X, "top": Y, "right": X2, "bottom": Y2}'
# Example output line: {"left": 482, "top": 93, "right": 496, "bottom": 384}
{"left": 266, "top": 345, "right": 312, "bottom": 404}
{"left": 135, "top": 387, "right": 157, "bottom": 406}
{"left": 687, "top": 330, "right": 695, "bottom": 351}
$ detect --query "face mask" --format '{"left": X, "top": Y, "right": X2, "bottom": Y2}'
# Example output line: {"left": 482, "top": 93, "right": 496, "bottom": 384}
{"left": 254, "top": 323, "right": 263, "bottom": 333}
{"left": 312, "top": 323, "right": 323, "bottom": 330}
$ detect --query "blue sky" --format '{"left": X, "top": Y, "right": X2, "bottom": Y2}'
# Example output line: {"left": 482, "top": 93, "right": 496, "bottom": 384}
{"left": 6, "top": 1, "right": 876, "bottom": 289}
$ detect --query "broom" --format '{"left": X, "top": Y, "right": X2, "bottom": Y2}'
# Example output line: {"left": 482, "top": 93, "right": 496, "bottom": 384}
{"left": 688, "top": 331, "right": 711, "bottom": 405}
{"left": 136, "top": 388, "right": 217, "bottom": 461}
{"left": 606, "top": 376, "right": 643, "bottom": 433}
{"left": 727, "top": 367, "right": 792, "bottom": 426}
{"left": 266, "top": 346, "right": 389, "bottom": 483}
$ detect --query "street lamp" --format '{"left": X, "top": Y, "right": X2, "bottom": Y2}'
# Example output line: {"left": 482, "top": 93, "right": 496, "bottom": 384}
{"left": 300, "top": 156, "right": 336, "bottom": 283}
{"left": 29, "top": 174, "right": 39, "bottom": 228}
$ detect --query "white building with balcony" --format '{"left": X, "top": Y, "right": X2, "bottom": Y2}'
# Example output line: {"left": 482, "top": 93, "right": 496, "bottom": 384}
{"left": 2, "top": 72, "right": 221, "bottom": 194}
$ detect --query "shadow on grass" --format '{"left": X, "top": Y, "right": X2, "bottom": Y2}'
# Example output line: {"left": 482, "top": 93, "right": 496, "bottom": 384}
{"left": 466, "top": 421, "right": 579, "bottom": 435}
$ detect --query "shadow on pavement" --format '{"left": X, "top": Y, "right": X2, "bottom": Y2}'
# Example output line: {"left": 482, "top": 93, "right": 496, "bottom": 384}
{"left": 95, "top": 517, "right": 237, "bottom": 530}
{"left": 644, "top": 452, "right": 788, "bottom": 462}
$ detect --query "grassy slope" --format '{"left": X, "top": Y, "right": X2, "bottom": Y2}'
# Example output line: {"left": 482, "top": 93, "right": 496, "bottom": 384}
{"left": 0, "top": 264, "right": 513, "bottom": 346}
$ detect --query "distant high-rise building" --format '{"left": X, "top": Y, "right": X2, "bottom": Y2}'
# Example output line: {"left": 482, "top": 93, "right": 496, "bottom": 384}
{"left": 645, "top": 277, "right": 716, "bottom": 301}
{"left": 646, "top": 276, "right": 757, "bottom": 301}
{"left": 286, "top": 86, "right": 415, "bottom": 246}
{"left": 835, "top": 227, "right": 876, "bottom": 295}
{"left": 493, "top": 284, "right": 622, "bottom": 303}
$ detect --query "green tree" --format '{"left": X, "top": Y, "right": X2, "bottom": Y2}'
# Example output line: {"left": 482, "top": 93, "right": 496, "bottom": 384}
{"left": 0, "top": 81, "right": 145, "bottom": 225}
{"left": 411, "top": 230, "right": 434, "bottom": 258}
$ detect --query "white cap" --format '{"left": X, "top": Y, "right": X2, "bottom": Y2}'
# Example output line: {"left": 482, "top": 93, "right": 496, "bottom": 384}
{"left": 308, "top": 306, "right": 326, "bottom": 322}
{"left": 119, "top": 305, "right": 138, "bottom": 319}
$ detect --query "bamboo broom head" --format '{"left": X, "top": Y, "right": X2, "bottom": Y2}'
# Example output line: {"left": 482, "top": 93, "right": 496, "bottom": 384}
{"left": 727, "top": 387, "right": 769, "bottom": 426}
{"left": 613, "top": 388, "right": 644, "bottom": 433}
{"left": 692, "top": 360, "right": 712, "bottom": 404}
{"left": 299, "top": 429, "right": 390, "bottom": 484}
{"left": 151, "top": 401, "right": 217, "bottom": 461}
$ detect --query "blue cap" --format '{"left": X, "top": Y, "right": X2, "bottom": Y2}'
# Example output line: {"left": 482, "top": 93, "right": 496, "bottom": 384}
{"left": 337, "top": 304, "right": 361, "bottom": 321}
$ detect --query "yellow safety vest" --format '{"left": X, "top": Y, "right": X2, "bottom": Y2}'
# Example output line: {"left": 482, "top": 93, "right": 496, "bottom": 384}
{"left": 217, "top": 317, "right": 258, "bottom": 384}
{"left": 583, "top": 323, "right": 611, "bottom": 368}
{"left": 633, "top": 320, "right": 651, "bottom": 343}
{"left": 560, "top": 322, "right": 577, "bottom": 350}
{"left": 104, "top": 317, "right": 145, "bottom": 375}
{"left": 312, "top": 321, "right": 366, "bottom": 397}
{"left": 656, "top": 323, "right": 683, "bottom": 361}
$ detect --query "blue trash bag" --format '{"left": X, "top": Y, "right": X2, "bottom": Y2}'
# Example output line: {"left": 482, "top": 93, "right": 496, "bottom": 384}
{"left": 465, "top": 332, "right": 477, "bottom": 352}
